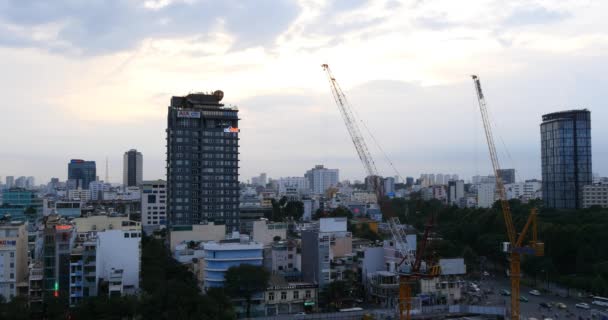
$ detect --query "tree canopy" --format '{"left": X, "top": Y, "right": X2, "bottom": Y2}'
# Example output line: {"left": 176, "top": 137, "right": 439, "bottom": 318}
{"left": 224, "top": 264, "right": 270, "bottom": 318}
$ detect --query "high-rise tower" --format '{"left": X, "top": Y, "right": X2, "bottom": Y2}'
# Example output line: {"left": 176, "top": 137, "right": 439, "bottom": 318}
{"left": 541, "top": 109, "right": 592, "bottom": 209}
{"left": 123, "top": 149, "right": 143, "bottom": 187}
{"left": 166, "top": 91, "right": 240, "bottom": 230}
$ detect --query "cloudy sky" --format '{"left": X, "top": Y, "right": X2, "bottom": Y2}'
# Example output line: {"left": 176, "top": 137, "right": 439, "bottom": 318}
{"left": 1, "top": 0, "right": 607, "bottom": 184}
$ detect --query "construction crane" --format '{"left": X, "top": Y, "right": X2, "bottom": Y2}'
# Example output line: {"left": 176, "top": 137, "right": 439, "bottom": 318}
{"left": 322, "top": 63, "right": 439, "bottom": 320}
{"left": 471, "top": 75, "right": 544, "bottom": 320}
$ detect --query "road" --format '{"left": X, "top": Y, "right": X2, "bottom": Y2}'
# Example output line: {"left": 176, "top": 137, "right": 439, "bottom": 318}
{"left": 468, "top": 275, "right": 606, "bottom": 320}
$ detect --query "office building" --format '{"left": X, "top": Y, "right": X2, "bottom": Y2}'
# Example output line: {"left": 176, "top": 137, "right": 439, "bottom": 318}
{"left": 0, "top": 188, "right": 42, "bottom": 222}
{"left": 477, "top": 183, "right": 496, "bottom": 208}
{"left": 305, "top": 165, "right": 339, "bottom": 195}
{"left": 166, "top": 91, "right": 240, "bottom": 230}
{"left": 582, "top": 184, "right": 608, "bottom": 208}
{"left": 123, "top": 149, "right": 143, "bottom": 187}
{"left": 141, "top": 180, "right": 167, "bottom": 231}
{"left": 278, "top": 177, "right": 308, "bottom": 195}
{"left": 497, "top": 169, "right": 516, "bottom": 185}
{"left": 447, "top": 180, "right": 465, "bottom": 206}
{"left": 89, "top": 181, "right": 111, "bottom": 201}
{"left": 0, "top": 220, "right": 28, "bottom": 301}
{"left": 5, "top": 176, "right": 14, "bottom": 189}
{"left": 541, "top": 109, "right": 592, "bottom": 209}
{"left": 68, "top": 159, "right": 96, "bottom": 190}
{"left": 202, "top": 233, "right": 263, "bottom": 290}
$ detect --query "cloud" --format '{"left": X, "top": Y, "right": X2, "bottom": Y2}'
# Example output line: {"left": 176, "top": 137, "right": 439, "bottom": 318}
{"left": 0, "top": 0, "right": 301, "bottom": 55}
{"left": 503, "top": 5, "right": 571, "bottom": 27}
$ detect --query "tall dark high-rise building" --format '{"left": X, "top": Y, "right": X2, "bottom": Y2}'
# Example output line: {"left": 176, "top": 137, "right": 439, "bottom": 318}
{"left": 123, "top": 149, "right": 143, "bottom": 187}
{"left": 166, "top": 91, "right": 240, "bottom": 230}
{"left": 541, "top": 109, "right": 592, "bottom": 209}
{"left": 67, "top": 159, "right": 96, "bottom": 190}
{"left": 497, "top": 169, "right": 515, "bottom": 185}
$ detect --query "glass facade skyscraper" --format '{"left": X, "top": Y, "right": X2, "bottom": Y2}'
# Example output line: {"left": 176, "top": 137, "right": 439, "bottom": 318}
{"left": 166, "top": 91, "right": 240, "bottom": 231}
{"left": 67, "top": 160, "right": 96, "bottom": 190}
{"left": 541, "top": 109, "right": 592, "bottom": 209}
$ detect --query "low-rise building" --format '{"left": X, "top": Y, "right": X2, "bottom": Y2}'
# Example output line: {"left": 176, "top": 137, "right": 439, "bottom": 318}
{"left": 0, "top": 220, "right": 28, "bottom": 301}
{"left": 420, "top": 258, "right": 467, "bottom": 304}
{"left": 169, "top": 223, "right": 226, "bottom": 252}
{"left": 264, "top": 275, "right": 317, "bottom": 316}
{"left": 251, "top": 219, "right": 288, "bottom": 246}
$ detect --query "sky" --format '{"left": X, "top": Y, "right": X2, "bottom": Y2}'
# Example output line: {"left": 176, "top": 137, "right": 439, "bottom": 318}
{"left": 1, "top": 0, "right": 607, "bottom": 184}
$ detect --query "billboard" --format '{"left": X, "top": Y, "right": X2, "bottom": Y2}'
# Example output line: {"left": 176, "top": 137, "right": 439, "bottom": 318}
{"left": 177, "top": 111, "right": 201, "bottom": 118}
{"left": 223, "top": 127, "right": 240, "bottom": 133}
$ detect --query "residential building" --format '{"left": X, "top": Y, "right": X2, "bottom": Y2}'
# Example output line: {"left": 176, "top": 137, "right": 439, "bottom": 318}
{"left": 42, "top": 215, "right": 76, "bottom": 300}
{"left": 68, "top": 159, "right": 96, "bottom": 190}
{"left": 43, "top": 199, "right": 82, "bottom": 217}
{"left": 383, "top": 177, "right": 395, "bottom": 196}
{"left": 447, "top": 180, "right": 465, "bottom": 206}
{"left": 477, "top": 183, "right": 496, "bottom": 208}
{"left": 541, "top": 109, "right": 592, "bottom": 209}
{"left": 0, "top": 220, "right": 28, "bottom": 301}
{"left": 264, "top": 275, "right": 317, "bottom": 316}
{"left": 202, "top": 233, "right": 263, "bottom": 290}
{"left": 68, "top": 239, "right": 97, "bottom": 306}
{"left": 250, "top": 219, "right": 288, "bottom": 246}
{"left": 305, "top": 165, "right": 339, "bottom": 195}
{"left": 420, "top": 258, "right": 467, "bottom": 304}
{"left": 73, "top": 215, "right": 140, "bottom": 240}
{"left": 582, "top": 184, "right": 608, "bottom": 208}
{"left": 505, "top": 181, "right": 542, "bottom": 202}
{"left": 166, "top": 91, "right": 240, "bottom": 231}
{"left": 497, "top": 169, "right": 516, "bottom": 185}
{"left": 5, "top": 177, "right": 14, "bottom": 189}
{"left": 123, "top": 149, "right": 143, "bottom": 187}
{"left": 301, "top": 218, "right": 352, "bottom": 289}
{"left": 14, "top": 177, "right": 26, "bottom": 189}
{"left": 96, "top": 229, "right": 141, "bottom": 296}
{"left": 141, "top": 180, "right": 167, "bottom": 232}
{"left": 67, "top": 188, "right": 91, "bottom": 202}
{"left": 271, "top": 240, "right": 299, "bottom": 278}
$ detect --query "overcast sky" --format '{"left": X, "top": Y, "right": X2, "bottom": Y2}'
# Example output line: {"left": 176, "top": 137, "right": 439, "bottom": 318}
{"left": 1, "top": 0, "right": 607, "bottom": 184}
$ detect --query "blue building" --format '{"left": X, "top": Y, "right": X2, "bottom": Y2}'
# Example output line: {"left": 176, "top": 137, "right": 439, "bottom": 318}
{"left": 202, "top": 235, "right": 263, "bottom": 290}
{"left": 68, "top": 159, "right": 96, "bottom": 190}
{"left": 0, "top": 188, "right": 42, "bottom": 222}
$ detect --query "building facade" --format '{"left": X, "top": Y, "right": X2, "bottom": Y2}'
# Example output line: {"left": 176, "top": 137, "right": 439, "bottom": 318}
{"left": 141, "top": 180, "right": 167, "bottom": 230}
{"left": 541, "top": 109, "right": 592, "bottom": 209}
{"left": 68, "top": 159, "right": 96, "bottom": 190}
{"left": 305, "top": 165, "right": 339, "bottom": 195}
{"left": 582, "top": 184, "right": 608, "bottom": 208}
{"left": 0, "top": 220, "right": 28, "bottom": 301}
{"left": 202, "top": 236, "right": 263, "bottom": 290}
{"left": 447, "top": 180, "right": 465, "bottom": 206}
{"left": 166, "top": 91, "right": 240, "bottom": 231}
{"left": 123, "top": 149, "right": 143, "bottom": 187}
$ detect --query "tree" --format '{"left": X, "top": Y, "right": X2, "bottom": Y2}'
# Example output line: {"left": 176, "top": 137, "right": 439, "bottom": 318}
{"left": 224, "top": 264, "right": 270, "bottom": 318}
{"left": 322, "top": 280, "right": 351, "bottom": 310}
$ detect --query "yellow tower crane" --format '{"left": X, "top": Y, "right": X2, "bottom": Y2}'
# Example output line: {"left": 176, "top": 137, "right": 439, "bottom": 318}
{"left": 471, "top": 75, "right": 545, "bottom": 320}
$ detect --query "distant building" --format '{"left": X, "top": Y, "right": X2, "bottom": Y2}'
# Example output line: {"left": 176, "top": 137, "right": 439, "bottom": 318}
{"left": 89, "top": 181, "right": 111, "bottom": 201}
{"left": 278, "top": 177, "right": 308, "bottom": 195}
{"left": 250, "top": 219, "right": 288, "bottom": 246}
{"left": 505, "top": 181, "right": 542, "bottom": 202}
{"left": 0, "top": 220, "right": 28, "bottom": 301}
{"left": 477, "top": 183, "right": 496, "bottom": 208}
{"left": 305, "top": 165, "right": 339, "bottom": 195}
{"left": 166, "top": 91, "right": 240, "bottom": 230}
{"left": 68, "top": 159, "right": 96, "bottom": 190}
{"left": 383, "top": 177, "right": 395, "bottom": 196}
{"left": 168, "top": 223, "right": 226, "bottom": 252}
{"left": 5, "top": 176, "right": 14, "bottom": 189}
{"left": 123, "top": 149, "right": 143, "bottom": 187}
{"left": 264, "top": 275, "right": 317, "bottom": 316}
{"left": 141, "top": 180, "right": 167, "bottom": 231}
{"left": 96, "top": 229, "right": 141, "bottom": 296}
{"left": 42, "top": 215, "right": 76, "bottom": 300}
{"left": 0, "top": 188, "right": 42, "bottom": 222}
{"left": 497, "top": 169, "right": 516, "bottom": 185}
{"left": 447, "top": 180, "right": 465, "bottom": 206}
{"left": 541, "top": 109, "right": 592, "bottom": 209}
{"left": 582, "top": 184, "right": 608, "bottom": 208}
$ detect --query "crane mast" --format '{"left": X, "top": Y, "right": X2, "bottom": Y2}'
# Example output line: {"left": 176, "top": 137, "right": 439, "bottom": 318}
{"left": 472, "top": 75, "right": 544, "bottom": 320}
{"left": 321, "top": 64, "right": 382, "bottom": 192}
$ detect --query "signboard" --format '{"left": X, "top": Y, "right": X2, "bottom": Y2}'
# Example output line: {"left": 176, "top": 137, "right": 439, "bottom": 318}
{"left": 223, "top": 127, "right": 240, "bottom": 133}
{"left": 177, "top": 111, "right": 201, "bottom": 118}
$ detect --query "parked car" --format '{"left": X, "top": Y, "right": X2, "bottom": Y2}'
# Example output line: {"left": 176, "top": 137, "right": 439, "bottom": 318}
{"left": 483, "top": 271, "right": 490, "bottom": 276}
{"left": 539, "top": 302, "right": 551, "bottom": 309}
{"left": 556, "top": 302, "right": 567, "bottom": 309}
{"left": 575, "top": 303, "right": 590, "bottom": 309}
{"left": 520, "top": 296, "right": 529, "bottom": 302}
{"left": 529, "top": 290, "right": 541, "bottom": 296}
{"left": 501, "top": 289, "right": 511, "bottom": 296}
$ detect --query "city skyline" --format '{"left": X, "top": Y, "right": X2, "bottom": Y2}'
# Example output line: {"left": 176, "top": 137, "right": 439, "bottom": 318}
{"left": 1, "top": 1, "right": 608, "bottom": 183}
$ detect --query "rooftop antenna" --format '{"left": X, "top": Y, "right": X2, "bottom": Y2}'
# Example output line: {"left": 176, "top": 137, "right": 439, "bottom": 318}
{"left": 105, "top": 157, "right": 109, "bottom": 183}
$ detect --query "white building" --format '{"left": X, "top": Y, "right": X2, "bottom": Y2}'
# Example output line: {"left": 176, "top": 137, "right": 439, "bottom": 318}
{"left": 89, "top": 181, "right": 111, "bottom": 201}
{"left": 0, "top": 220, "right": 28, "bottom": 301}
{"left": 251, "top": 219, "right": 288, "bottom": 246}
{"left": 68, "top": 188, "right": 91, "bottom": 202}
{"left": 96, "top": 229, "right": 141, "bottom": 295}
{"left": 278, "top": 177, "right": 308, "bottom": 195}
{"left": 582, "top": 184, "right": 608, "bottom": 208}
{"left": 384, "top": 177, "right": 395, "bottom": 195}
{"left": 141, "top": 180, "right": 167, "bottom": 230}
{"left": 448, "top": 180, "right": 465, "bottom": 206}
{"left": 477, "top": 183, "right": 496, "bottom": 208}
{"left": 305, "top": 165, "right": 339, "bottom": 195}
{"left": 505, "top": 181, "right": 542, "bottom": 202}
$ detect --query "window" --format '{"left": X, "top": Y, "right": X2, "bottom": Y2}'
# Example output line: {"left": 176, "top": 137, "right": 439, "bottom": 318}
{"left": 124, "top": 233, "right": 130, "bottom": 238}
{"left": 305, "top": 290, "right": 311, "bottom": 298}
{"left": 281, "top": 292, "right": 287, "bottom": 300}
{"left": 268, "top": 292, "right": 274, "bottom": 301}
{"left": 293, "top": 291, "right": 299, "bottom": 299}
